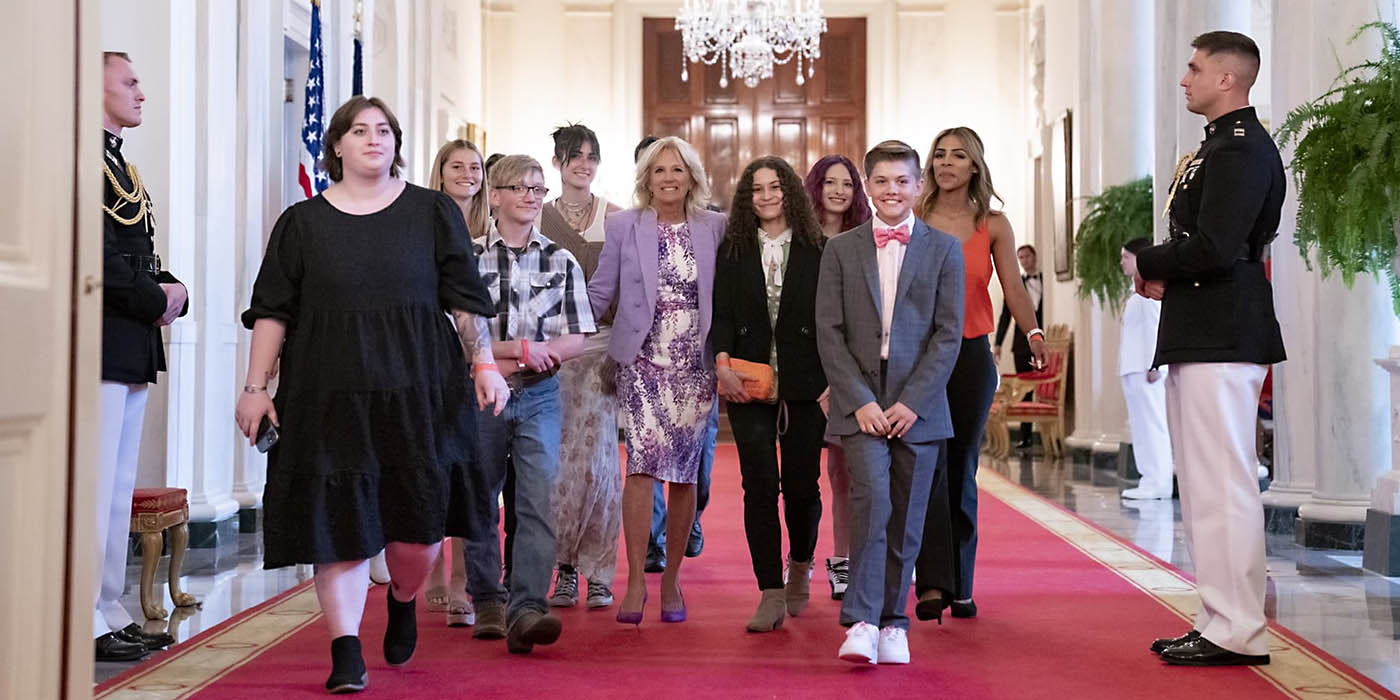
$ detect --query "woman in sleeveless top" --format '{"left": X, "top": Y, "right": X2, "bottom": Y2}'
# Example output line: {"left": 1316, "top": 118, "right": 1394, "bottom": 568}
{"left": 912, "top": 127, "right": 1049, "bottom": 622}
{"left": 539, "top": 124, "right": 625, "bottom": 610}
{"left": 802, "top": 155, "right": 871, "bottom": 602}
{"left": 421, "top": 138, "right": 491, "bottom": 627}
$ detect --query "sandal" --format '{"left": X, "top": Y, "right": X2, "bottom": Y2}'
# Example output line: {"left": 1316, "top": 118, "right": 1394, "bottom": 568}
{"left": 425, "top": 586, "right": 448, "bottom": 613}
{"left": 447, "top": 596, "right": 476, "bottom": 627}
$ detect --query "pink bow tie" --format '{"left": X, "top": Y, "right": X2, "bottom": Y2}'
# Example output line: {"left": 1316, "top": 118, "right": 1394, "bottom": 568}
{"left": 873, "top": 224, "right": 910, "bottom": 248}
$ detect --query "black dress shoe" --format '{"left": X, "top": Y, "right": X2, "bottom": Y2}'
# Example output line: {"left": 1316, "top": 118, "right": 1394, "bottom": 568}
{"left": 645, "top": 546, "right": 666, "bottom": 573}
{"left": 116, "top": 623, "right": 174, "bottom": 650}
{"left": 95, "top": 632, "right": 149, "bottom": 662}
{"left": 685, "top": 522, "right": 704, "bottom": 558}
{"left": 1159, "top": 637, "right": 1269, "bottom": 666}
{"left": 1150, "top": 629, "right": 1201, "bottom": 654}
{"left": 950, "top": 599, "right": 977, "bottom": 618}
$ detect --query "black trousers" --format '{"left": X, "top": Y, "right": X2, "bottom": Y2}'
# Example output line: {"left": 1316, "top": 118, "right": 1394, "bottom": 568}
{"left": 729, "top": 399, "right": 826, "bottom": 590}
{"left": 916, "top": 336, "right": 998, "bottom": 599}
{"left": 1012, "top": 344, "right": 1033, "bottom": 441}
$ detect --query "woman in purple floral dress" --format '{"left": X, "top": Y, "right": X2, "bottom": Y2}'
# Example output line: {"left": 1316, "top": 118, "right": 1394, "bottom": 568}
{"left": 588, "top": 136, "right": 725, "bottom": 625}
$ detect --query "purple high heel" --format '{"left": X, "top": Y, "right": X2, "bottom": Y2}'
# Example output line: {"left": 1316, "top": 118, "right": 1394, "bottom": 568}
{"left": 660, "top": 588, "right": 686, "bottom": 623}
{"left": 616, "top": 592, "right": 646, "bottom": 625}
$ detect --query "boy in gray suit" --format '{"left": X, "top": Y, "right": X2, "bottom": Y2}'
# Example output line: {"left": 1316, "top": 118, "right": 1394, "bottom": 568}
{"left": 816, "top": 140, "right": 965, "bottom": 665}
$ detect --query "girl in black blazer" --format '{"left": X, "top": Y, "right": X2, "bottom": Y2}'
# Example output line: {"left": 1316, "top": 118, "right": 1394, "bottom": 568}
{"left": 713, "top": 156, "right": 828, "bottom": 632}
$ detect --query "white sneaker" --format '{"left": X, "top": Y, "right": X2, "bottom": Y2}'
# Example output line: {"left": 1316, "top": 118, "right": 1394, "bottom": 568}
{"left": 1121, "top": 487, "right": 1169, "bottom": 500}
{"left": 838, "top": 622, "right": 879, "bottom": 664}
{"left": 877, "top": 626, "right": 910, "bottom": 664}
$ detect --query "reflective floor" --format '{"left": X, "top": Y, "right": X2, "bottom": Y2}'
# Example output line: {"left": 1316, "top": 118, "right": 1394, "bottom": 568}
{"left": 96, "top": 450, "right": 1400, "bottom": 693}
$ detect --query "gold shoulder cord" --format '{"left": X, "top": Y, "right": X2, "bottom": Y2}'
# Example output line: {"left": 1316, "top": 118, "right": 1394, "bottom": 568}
{"left": 103, "top": 160, "right": 150, "bottom": 226}
{"left": 1160, "top": 152, "right": 1194, "bottom": 219}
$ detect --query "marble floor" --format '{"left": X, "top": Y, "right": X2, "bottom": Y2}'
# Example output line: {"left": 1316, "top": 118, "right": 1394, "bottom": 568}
{"left": 96, "top": 450, "right": 1400, "bottom": 693}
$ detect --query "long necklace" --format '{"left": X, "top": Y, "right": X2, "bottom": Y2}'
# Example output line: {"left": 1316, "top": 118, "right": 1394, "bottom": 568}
{"left": 103, "top": 159, "right": 151, "bottom": 227}
{"left": 556, "top": 194, "right": 594, "bottom": 232}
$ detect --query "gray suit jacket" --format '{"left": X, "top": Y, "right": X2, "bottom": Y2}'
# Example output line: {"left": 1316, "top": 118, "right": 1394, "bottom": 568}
{"left": 815, "top": 218, "right": 965, "bottom": 442}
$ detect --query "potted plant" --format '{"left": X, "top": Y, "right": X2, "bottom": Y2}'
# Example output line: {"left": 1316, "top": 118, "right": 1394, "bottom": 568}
{"left": 1073, "top": 175, "right": 1152, "bottom": 311}
{"left": 1276, "top": 21, "right": 1400, "bottom": 312}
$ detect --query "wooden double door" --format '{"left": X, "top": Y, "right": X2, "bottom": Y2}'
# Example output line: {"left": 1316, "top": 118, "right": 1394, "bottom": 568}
{"left": 643, "top": 17, "right": 867, "bottom": 211}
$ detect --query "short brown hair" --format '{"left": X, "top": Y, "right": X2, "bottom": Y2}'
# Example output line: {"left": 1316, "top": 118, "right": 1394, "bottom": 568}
{"left": 322, "top": 96, "right": 405, "bottom": 181}
{"left": 863, "top": 140, "right": 920, "bottom": 178}
{"left": 1191, "top": 31, "right": 1260, "bottom": 85}
{"left": 103, "top": 51, "right": 131, "bottom": 65}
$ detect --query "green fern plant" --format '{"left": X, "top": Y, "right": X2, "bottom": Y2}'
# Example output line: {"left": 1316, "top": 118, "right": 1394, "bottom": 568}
{"left": 1074, "top": 175, "right": 1153, "bottom": 312}
{"left": 1275, "top": 21, "right": 1400, "bottom": 313}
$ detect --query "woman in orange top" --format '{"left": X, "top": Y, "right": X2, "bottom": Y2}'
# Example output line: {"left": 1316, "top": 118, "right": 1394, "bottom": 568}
{"left": 911, "top": 127, "right": 1048, "bottom": 622}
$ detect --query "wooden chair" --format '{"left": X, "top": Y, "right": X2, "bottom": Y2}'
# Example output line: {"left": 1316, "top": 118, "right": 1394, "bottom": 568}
{"left": 985, "top": 324, "right": 1072, "bottom": 458}
{"left": 130, "top": 487, "right": 199, "bottom": 619}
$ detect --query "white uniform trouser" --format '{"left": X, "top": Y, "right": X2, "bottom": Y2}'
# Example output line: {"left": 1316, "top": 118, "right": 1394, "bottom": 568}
{"left": 1165, "top": 362, "right": 1268, "bottom": 656}
{"left": 1121, "top": 371, "right": 1173, "bottom": 495}
{"left": 95, "top": 381, "right": 149, "bottom": 638}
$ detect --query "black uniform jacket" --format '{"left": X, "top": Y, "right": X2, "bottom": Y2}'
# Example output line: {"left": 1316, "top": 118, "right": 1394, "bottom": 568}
{"left": 711, "top": 235, "right": 827, "bottom": 401}
{"left": 1135, "top": 107, "right": 1286, "bottom": 367}
{"left": 102, "top": 131, "right": 188, "bottom": 384}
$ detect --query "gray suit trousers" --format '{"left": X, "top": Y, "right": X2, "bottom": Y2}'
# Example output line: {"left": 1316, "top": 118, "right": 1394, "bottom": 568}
{"left": 838, "top": 432, "right": 942, "bottom": 630}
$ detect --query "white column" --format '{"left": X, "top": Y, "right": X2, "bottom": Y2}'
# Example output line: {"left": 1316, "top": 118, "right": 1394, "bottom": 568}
{"left": 231, "top": 0, "right": 284, "bottom": 516}
{"left": 1285, "top": 0, "right": 1397, "bottom": 539}
{"left": 184, "top": 0, "right": 242, "bottom": 527}
{"left": 1067, "top": 0, "right": 1151, "bottom": 457}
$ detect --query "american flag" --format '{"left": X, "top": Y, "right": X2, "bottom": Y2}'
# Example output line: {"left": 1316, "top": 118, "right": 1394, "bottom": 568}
{"left": 298, "top": 0, "right": 329, "bottom": 198}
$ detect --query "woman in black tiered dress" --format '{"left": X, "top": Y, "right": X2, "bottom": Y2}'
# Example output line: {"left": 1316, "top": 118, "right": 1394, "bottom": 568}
{"left": 236, "top": 96, "right": 504, "bottom": 693}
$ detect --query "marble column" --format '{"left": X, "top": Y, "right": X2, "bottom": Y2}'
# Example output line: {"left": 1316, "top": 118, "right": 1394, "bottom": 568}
{"left": 181, "top": 0, "right": 244, "bottom": 551}
{"left": 230, "top": 0, "right": 285, "bottom": 533}
{"left": 1281, "top": 0, "right": 1398, "bottom": 550}
{"left": 1364, "top": 347, "right": 1400, "bottom": 574}
{"left": 1260, "top": 0, "right": 1318, "bottom": 534}
{"left": 1065, "top": 0, "right": 1151, "bottom": 465}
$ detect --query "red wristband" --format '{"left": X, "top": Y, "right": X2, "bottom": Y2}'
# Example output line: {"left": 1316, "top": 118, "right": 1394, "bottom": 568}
{"left": 474, "top": 363, "right": 499, "bottom": 376}
{"left": 520, "top": 339, "right": 530, "bottom": 365}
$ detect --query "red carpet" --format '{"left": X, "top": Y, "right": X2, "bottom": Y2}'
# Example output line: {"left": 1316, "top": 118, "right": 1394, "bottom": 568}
{"left": 98, "top": 446, "right": 1397, "bottom": 699}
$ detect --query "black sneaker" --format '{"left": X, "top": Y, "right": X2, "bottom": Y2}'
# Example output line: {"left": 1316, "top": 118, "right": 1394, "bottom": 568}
{"left": 549, "top": 565, "right": 579, "bottom": 607}
{"left": 825, "top": 557, "right": 849, "bottom": 600}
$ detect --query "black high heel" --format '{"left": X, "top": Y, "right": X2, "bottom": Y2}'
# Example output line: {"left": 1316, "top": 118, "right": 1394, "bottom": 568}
{"left": 914, "top": 590, "right": 950, "bottom": 625}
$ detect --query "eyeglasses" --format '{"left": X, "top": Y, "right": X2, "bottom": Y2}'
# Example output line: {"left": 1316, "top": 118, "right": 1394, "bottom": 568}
{"left": 494, "top": 184, "right": 550, "bottom": 198}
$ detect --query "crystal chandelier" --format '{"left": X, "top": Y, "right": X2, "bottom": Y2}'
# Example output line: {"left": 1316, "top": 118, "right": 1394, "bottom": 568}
{"left": 675, "top": 0, "right": 827, "bottom": 88}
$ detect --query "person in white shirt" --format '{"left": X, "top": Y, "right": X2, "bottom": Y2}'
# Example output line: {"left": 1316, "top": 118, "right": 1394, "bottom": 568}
{"left": 1119, "top": 238, "right": 1173, "bottom": 499}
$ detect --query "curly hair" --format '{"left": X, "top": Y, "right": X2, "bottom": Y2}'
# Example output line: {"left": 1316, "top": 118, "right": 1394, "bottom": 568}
{"left": 723, "top": 156, "right": 824, "bottom": 260}
{"left": 804, "top": 155, "right": 871, "bottom": 233}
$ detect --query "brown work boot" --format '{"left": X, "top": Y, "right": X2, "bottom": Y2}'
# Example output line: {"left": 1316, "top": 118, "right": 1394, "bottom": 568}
{"left": 471, "top": 600, "right": 507, "bottom": 639}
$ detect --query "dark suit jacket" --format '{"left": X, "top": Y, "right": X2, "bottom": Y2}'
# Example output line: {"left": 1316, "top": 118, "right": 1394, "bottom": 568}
{"left": 711, "top": 236, "right": 827, "bottom": 401}
{"left": 1135, "top": 106, "right": 1286, "bottom": 366}
{"left": 994, "top": 273, "right": 1043, "bottom": 369}
{"left": 815, "top": 218, "right": 965, "bottom": 441}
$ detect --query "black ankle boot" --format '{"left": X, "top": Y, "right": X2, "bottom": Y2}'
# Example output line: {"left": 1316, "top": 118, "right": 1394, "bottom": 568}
{"left": 383, "top": 588, "right": 417, "bottom": 666}
{"left": 325, "top": 635, "right": 367, "bottom": 694}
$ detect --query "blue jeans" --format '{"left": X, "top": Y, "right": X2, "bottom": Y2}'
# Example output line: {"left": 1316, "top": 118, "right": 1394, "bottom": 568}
{"left": 463, "top": 378, "right": 562, "bottom": 622}
{"left": 650, "top": 402, "right": 718, "bottom": 551}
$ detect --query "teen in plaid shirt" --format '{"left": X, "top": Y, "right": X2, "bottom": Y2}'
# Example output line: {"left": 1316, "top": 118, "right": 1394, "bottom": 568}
{"left": 456, "top": 155, "right": 595, "bottom": 654}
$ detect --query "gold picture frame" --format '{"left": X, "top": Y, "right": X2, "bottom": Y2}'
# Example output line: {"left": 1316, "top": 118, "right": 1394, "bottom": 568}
{"left": 461, "top": 122, "right": 485, "bottom": 152}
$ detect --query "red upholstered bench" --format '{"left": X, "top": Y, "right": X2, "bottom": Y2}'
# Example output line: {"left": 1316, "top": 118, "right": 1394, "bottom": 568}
{"left": 130, "top": 487, "right": 198, "bottom": 619}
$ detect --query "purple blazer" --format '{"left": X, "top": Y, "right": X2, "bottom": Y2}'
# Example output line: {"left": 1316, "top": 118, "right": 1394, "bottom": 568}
{"left": 587, "top": 206, "right": 726, "bottom": 367}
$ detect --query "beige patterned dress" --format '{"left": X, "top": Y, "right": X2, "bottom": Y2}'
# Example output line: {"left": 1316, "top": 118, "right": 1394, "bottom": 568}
{"left": 542, "top": 197, "right": 621, "bottom": 585}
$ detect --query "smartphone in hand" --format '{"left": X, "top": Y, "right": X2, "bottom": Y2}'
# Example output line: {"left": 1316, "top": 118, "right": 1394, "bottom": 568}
{"left": 255, "top": 415, "right": 279, "bottom": 453}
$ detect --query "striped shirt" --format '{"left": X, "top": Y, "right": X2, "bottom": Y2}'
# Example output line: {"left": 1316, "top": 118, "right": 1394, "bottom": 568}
{"left": 472, "top": 225, "right": 596, "bottom": 342}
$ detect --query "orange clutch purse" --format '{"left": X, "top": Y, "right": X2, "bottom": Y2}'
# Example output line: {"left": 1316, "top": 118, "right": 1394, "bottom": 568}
{"left": 724, "top": 358, "right": 777, "bottom": 403}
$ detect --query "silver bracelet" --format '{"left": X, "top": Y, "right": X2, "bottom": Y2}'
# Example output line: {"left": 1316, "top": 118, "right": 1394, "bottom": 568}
{"left": 1026, "top": 328, "right": 1045, "bottom": 341}
{"left": 243, "top": 385, "right": 267, "bottom": 393}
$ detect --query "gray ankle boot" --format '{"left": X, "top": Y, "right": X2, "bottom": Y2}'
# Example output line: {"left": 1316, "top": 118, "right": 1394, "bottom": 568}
{"left": 785, "top": 558, "right": 813, "bottom": 616}
{"left": 746, "top": 589, "right": 786, "bottom": 632}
